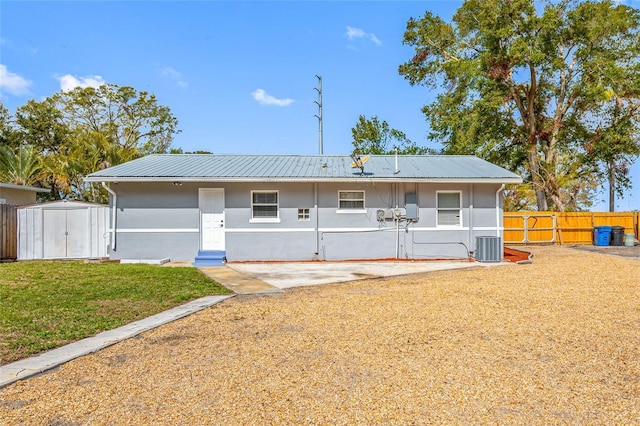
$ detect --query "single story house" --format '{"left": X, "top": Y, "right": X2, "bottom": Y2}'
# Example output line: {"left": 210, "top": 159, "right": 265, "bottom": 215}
{"left": 85, "top": 154, "right": 522, "bottom": 264}
{"left": 0, "top": 182, "right": 50, "bottom": 205}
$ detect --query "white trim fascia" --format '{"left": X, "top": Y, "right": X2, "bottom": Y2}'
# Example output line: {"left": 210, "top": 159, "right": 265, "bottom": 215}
{"left": 112, "top": 228, "right": 199, "bottom": 233}
{"left": 413, "top": 227, "right": 470, "bottom": 231}
{"left": 85, "top": 177, "right": 523, "bottom": 184}
{"left": 112, "top": 226, "right": 502, "bottom": 234}
{"left": 249, "top": 218, "right": 281, "bottom": 223}
{"left": 335, "top": 209, "right": 367, "bottom": 214}
{"left": 228, "top": 227, "right": 385, "bottom": 233}
{"left": 0, "top": 182, "right": 51, "bottom": 193}
{"left": 227, "top": 228, "right": 315, "bottom": 233}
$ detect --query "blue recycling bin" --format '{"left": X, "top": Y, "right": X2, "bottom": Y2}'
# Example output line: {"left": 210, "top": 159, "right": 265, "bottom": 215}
{"left": 593, "top": 226, "right": 612, "bottom": 246}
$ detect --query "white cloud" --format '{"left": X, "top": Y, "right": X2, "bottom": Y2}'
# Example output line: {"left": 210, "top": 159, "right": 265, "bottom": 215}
{"left": 0, "top": 64, "right": 32, "bottom": 95}
{"left": 251, "top": 89, "right": 294, "bottom": 106}
{"left": 57, "top": 74, "right": 105, "bottom": 91}
{"left": 346, "top": 26, "right": 382, "bottom": 46}
{"left": 160, "top": 66, "right": 188, "bottom": 88}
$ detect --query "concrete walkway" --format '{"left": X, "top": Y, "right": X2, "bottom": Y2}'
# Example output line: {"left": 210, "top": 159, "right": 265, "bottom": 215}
{"left": 198, "top": 266, "right": 281, "bottom": 294}
{"left": 0, "top": 295, "right": 233, "bottom": 389}
{"left": 227, "top": 260, "right": 501, "bottom": 289}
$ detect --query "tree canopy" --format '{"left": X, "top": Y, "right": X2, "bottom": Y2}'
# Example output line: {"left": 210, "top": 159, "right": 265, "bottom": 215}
{"left": 399, "top": 0, "right": 640, "bottom": 211}
{"left": 351, "top": 115, "right": 435, "bottom": 155}
{"left": 0, "top": 84, "right": 179, "bottom": 202}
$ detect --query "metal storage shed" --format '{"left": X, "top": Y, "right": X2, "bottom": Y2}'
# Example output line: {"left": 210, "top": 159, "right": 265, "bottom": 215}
{"left": 17, "top": 200, "right": 109, "bottom": 260}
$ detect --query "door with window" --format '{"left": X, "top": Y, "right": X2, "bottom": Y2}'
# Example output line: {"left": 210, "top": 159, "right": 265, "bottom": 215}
{"left": 199, "top": 189, "right": 225, "bottom": 251}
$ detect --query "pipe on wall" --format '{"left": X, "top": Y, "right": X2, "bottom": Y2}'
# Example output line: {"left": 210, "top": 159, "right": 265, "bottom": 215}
{"left": 102, "top": 182, "right": 117, "bottom": 251}
{"left": 314, "top": 182, "right": 319, "bottom": 256}
{"left": 496, "top": 184, "right": 505, "bottom": 238}
{"left": 468, "top": 183, "right": 474, "bottom": 254}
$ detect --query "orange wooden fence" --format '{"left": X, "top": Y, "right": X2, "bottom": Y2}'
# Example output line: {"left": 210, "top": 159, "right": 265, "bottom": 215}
{"left": 504, "top": 212, "right": 640, "bottom": 245}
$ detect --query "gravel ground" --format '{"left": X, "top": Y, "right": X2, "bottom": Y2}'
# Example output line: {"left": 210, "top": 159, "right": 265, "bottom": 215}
{"left": 569, "top": 243, "right": 640, "bottom": 259}
{"left": 1, "top": 246, "right": 639, "bottom": 425}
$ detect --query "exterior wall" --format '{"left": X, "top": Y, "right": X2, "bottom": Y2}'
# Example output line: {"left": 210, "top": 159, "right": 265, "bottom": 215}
{"left": 0, "top": 187, "right": 38, "bottom": 206}
{"left": 109, "top": 182, "right": 200, "bottom": 260}
{"left": 108, "top": 181, "right": 504, "bottom": 262}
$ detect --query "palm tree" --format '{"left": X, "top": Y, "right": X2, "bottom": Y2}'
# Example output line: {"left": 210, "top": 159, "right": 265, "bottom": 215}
{"left": 0, "top": 144, "right": 42, "bottom": 186}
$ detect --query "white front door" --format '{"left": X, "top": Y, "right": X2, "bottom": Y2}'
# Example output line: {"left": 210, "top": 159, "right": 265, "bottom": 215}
{"left": 199, "top": 188, "right": 225, "bottom": 251}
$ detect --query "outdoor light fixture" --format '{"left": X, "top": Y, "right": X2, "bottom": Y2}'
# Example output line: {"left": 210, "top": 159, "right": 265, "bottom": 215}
{"left": 172, "top": 182, "right": 182, "bottom": 186}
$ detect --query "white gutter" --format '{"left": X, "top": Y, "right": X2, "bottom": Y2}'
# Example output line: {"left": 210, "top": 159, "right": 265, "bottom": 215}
{"left": 496, "top": 184, "right": 505, "bottom": 238}
{"left": 102, "top": 182, "right": 117, "bottom": 251}
{"left": 395, "top": 183, "right": 399, "bottom": 259}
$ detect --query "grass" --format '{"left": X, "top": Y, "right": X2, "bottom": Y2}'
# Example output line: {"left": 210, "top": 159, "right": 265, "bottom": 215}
{"left": 0, "top": 261, "right": 232, "bottom": 364}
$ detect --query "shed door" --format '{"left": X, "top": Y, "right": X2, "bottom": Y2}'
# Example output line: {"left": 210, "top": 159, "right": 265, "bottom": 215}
{"left": 42, "top": 209, "right": 90, "bottom": 258}
{"left": 66, "top": 209, "right": 89, "bottom": 258}
{"left": 200, "top": 189, "right": 225, "bottom": 251}
{"left": 43, "top": 210, "right": 67, "bottom": 258}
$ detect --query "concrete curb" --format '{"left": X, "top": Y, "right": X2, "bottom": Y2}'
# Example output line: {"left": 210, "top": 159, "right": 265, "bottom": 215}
{"left": 0, "top": 295, "right": 234, "bottom": 389}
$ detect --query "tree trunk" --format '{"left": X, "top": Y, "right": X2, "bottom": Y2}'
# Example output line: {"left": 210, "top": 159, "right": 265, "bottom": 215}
{"left": 609, "top": 160, "right": 616, "bottom": 212}
{"left": 547, "top": 174, "right": 565, "bottom": 212}
{"left": 527, "top": 145, "right": 548, "bottom": 211}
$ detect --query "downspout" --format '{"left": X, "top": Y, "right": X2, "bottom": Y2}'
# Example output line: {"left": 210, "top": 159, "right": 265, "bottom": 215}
{"left": 395, "top": 182, "right": 399, "bottom": 259}
{"left": 314, "top": 182, "right": 319, "bottom": 256}
{"left": 102, "top": 182, "right": 117, "bottom": 251}
{"left": 469, "top": 183, "right": 474, "bottom": 255}
{"left": 496, "top": 184, "right": 505, "bottom": 238}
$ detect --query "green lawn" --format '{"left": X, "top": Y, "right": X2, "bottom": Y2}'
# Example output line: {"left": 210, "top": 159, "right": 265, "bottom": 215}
{"left": 0, "top": 261, "right": 232, "bottom": 364}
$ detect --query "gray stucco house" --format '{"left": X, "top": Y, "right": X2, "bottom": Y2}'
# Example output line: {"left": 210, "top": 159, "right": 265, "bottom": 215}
{"left": 85, "top": 154, "right": 522, "bottom": 265}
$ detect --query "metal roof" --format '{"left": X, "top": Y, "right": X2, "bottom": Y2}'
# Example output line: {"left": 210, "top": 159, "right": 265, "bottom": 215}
{"left": 0, "top": 182, "right": 50, "bottom": 193}
{"left": 85, "top": 154, "right": 522, "bottom": 184}
{"left": 18, "top": 200, "right": 106, "bottom": 209}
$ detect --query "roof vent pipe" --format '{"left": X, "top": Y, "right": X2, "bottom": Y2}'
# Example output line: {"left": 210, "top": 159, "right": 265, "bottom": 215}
{"left": 394, "top": 147, "right": 399, "bottom": 174}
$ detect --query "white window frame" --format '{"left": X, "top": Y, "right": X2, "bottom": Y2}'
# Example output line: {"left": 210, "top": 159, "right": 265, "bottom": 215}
{"left": 297, "top": 208, "right": 310, "bottom": 221}
{"left": 436, "top": 191, "right": 462, "bottom": 227}
{"left": 250, "top": 190, "right": 280, "bottom": 223}
{"left": 337, "top": 190, "right": 366, "bottom": 213}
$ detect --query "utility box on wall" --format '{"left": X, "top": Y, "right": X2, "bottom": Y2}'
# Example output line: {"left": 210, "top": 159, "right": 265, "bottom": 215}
{"left": 405, "top": 192, "right": 418, "bottom": 221}
{"left": 18, "top": 200, "right": 109, "bottom": 260}
{"left": 475, "top": 236, "right": 502, "bottom": 262}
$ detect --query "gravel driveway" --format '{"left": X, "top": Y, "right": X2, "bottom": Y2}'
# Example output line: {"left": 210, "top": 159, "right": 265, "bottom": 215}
{"left": 1, "top": 246, "right": 639, "bottom": 425}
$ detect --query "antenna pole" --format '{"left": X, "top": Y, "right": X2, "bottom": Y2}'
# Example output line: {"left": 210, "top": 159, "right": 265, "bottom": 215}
{"left": 314, "top": 75, "right": 323, "bottom": 155}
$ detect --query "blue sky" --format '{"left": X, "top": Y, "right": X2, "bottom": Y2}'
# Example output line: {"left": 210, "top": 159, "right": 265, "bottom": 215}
{"left": 0, "top": 0, "right": 638, "bottom": 211}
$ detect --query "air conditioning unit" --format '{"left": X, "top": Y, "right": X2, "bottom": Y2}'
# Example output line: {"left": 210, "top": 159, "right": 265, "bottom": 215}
{"left": 475, "top": 236, "right": 502, "bottom": 262}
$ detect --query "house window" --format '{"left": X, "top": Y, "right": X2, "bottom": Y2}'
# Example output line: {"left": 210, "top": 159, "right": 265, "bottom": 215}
{"left": 437, "top": 191, "right": 462, "bottom": 226}
{"left": 338, "top": 191, "right": 365, "bottom": 210}
{"left": 251, "top": 191, "right": 279, "bottom": 221}
{"left": 298, "top": 208, "right": 310, "bottom": 221}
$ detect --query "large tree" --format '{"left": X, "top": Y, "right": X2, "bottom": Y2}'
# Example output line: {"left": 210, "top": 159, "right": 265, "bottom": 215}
{"left": 399, "top": 0, "right": 640, "bottom": 211}
{"left": 0, "top": 103, "right": 20, "bottom": 149}
{"left": 52, "top": 84, "right": 179, "bottom": 155}
{"left": 1, "top": 84, "right": 179, "bottom": 202}
{"left": 351, "top": 115, "right": 435, "bottom": 155}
